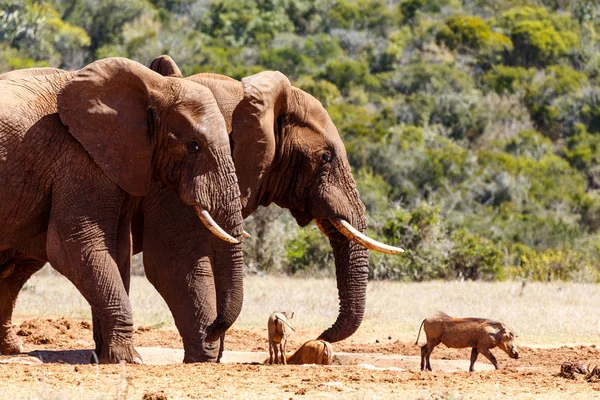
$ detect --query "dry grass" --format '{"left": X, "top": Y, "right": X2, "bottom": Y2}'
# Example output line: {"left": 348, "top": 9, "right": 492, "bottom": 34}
{"left": 13, "top": 266, "right": 600, "bottom": 345}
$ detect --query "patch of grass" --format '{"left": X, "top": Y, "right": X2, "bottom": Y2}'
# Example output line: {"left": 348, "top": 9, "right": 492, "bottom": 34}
{"left": 13, "top": 266, "right": 600, "bottom": 344}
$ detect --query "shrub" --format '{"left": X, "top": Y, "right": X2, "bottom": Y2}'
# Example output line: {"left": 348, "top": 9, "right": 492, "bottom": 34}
{"left": 355, "top": 169, "right": 393, "bottom": 215}
{"left": 386, "top": 63, "right": 475, "bottom": 94}
{"left": 436, "top": 15, "right": 512, "bottom": 54}
{"left": 428, "top": 90, "right": 487, "bottom": 141}
{"left": 258, "top": 46, "right": 315, "bottom": 79}
{"left": 295, "top": 76, "right": 340, "bottom": 108}
{"left": 508, "top": 246, "right": 585, "bottom": 282}
{"left": 447, "top": 229, "right": 504, "bottom": 280}
{"left": 284, "top": 225, "right": 334, "bottom": 276}
{"left": 480, "top": 65, "right": 534, "bottom": 93}
{"left": 320, "top": 58, "right": 379, "bottom": 93}
{"left": 497, "top": 6, "right": 580, "bottom": 67}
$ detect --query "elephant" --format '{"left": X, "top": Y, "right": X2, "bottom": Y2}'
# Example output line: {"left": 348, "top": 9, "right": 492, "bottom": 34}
{"left": 143, "top": 56, "right": 404, "bottom": 357}
{"left": 0, "top": 57, "right": 244, "bottom": 363}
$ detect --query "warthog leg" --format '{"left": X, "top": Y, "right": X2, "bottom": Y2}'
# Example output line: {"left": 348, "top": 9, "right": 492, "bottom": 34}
{"left": 469, "top": 347, "right": 479, "bottom": 372}
{"left": 479, "top": 347, "right": 499, "bottom": 369}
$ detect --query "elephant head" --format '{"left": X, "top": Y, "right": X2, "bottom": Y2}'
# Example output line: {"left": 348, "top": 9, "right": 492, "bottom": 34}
{"left": 151, "top": 56, "right": 402, "bottom": 343}
{"left": 57, "top": 57, "right": 241, "bottom": 244}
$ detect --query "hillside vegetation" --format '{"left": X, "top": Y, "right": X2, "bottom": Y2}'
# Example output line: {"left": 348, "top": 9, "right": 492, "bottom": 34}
{"left": 2, "top": 0, "right": 600, "bottom": 282}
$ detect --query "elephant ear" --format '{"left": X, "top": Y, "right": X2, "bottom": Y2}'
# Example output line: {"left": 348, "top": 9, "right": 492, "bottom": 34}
{"left": 148, "top": 55, "right": 183, "bottom": 78}
{"left": 58, "top": 57, "right": 168, "bottom": 196}
{"left": 232, "top": 71, "right": 291, "bottom": 216}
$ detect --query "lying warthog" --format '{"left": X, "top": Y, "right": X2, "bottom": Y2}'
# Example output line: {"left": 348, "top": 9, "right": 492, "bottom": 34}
{"left": 415, "top": 312, "right": 520, "bottom": 372}
{"left": 268, "top": 311, "right": 295, "bottom": 364}
{"left": 287, "top": 340, "right": 333, "bottom": 365}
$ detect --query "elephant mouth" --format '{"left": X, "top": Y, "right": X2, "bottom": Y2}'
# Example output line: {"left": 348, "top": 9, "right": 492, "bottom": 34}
{"left": 316, "top": 218, "right": 404, "bottom": 255}
{"left": 193, "top": 205, "right": 240, "bottom": 244}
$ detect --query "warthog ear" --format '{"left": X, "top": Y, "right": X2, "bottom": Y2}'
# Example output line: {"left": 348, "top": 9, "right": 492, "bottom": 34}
{"left": 499, "top": 329, "right": 513, "bottom": 342}
{"left": 283, "top": 311, "right": 294, "bottom": 320}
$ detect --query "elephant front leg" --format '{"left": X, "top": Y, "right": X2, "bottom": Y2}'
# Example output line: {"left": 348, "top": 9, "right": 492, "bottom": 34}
{"left": 92, "top": 207, "right": 133, "bottom": 357}
{"left": 46, "top": 185, "right": 141, "bottom": 364}
{"left": 0, "top": 260, "right": 45, "bottom": 354}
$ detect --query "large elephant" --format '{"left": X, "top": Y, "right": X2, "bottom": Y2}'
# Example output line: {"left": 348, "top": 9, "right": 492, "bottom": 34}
{"left": 0, "top": 57, "right": 244, "bottom": 363}
{"left": 143, "top": 56, "right": 403, "bottom": 356}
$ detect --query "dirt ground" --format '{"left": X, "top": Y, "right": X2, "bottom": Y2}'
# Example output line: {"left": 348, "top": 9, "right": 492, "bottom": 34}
{"left": 1, "top": 318, "right": 600, "bottom": 399}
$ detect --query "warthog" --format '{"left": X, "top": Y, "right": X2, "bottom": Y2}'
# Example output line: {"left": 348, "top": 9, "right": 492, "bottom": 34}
{"left": 415, "top": 312, "right": 520, "bottom": 372}
{"left": 268, "top": 311, "right": 295, "bottom": 364}
{"left": 287, "top": 340, "right": 333, "bottom": 365}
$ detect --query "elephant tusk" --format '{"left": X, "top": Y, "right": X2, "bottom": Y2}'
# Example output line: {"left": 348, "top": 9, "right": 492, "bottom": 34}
{"left": 329, "top": 217, "right": 404, "bottom": 254}
{"left": 242, "top": 230, "right": 251, "bottom": 239}
{"left": 194, "top": 205, "right": 240, "bottom": 244}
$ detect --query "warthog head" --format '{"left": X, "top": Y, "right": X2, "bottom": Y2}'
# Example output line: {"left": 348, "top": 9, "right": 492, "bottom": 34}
{"left": 496, "top": 328, "right": 520, "bottom": 359}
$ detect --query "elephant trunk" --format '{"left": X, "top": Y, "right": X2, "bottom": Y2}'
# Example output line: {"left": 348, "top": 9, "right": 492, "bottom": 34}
{"left": 204, "top": 167, "right": 244, "bottom": 345}
{"left": 205, "top": 232, "right": 244, "bottom": 343}
{"left": 315, "top": 218, "right": 369, "bottom": 343}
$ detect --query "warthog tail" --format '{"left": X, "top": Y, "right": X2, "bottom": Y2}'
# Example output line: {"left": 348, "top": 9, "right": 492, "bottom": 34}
{"left": 276, "top": 315, "right": 296, "bottom": 332}
{"left": 415, "top": 319, "right": 426, "bottom": 345}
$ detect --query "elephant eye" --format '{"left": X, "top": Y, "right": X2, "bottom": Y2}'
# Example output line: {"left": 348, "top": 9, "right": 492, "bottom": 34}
{"left": 321, "top": 151, "right": 333, "bottom": 164}
{"left": 187, "top": 141, "right": 200, "bottom": 154}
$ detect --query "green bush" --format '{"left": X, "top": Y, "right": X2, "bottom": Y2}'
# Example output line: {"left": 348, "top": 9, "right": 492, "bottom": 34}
{"left": 447, "top": 229, "right": 504, "bottom": 280}
{"left": 478, "top": 150, "right": 586, "bottom": 208}
{"left": 480, "top": 66, "right": 534, "bottom": 93}
{"left": 284, "top": 225, "right": 334, "bottom": 276}
{"left": 295, "top": 76, "right": 340, "bottom": 108}
{"left": 508, "top": 246, "right": 585, "bottom": 282}
{"left": 258, "top": 46, "right": 315, "bottom": 79}
{"left": 320, "top": 58, "right": 378, "bottom": 93}
{"left": 436, "top": 15, "right": 512, "bottom": 54}
{"left": 387, "top": 63, "right": 474, "bottom": 94}
{"left": 497, "top": 6, "right": 579, "bottom": 67}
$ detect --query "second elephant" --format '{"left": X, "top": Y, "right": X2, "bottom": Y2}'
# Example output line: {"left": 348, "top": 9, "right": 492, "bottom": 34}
{"left": 143, "top": 56, "right": 403, "bottom": 359}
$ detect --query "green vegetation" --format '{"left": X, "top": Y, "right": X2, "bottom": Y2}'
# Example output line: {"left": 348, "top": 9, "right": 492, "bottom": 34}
{"left": 2, "top": 0, "right": 600, "bottom": 282}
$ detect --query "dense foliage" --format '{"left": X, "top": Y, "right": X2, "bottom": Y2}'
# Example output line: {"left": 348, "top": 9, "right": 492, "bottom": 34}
{"left": 3, "top": 0, "right": 600, "bottom": 282}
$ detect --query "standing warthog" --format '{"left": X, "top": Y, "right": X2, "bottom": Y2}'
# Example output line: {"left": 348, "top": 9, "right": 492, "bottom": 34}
{"left": 415, "top": 312, "right": 520, "bottom": 372}
{"left": 268, "top": 311, "right": 295, "bottom": 364}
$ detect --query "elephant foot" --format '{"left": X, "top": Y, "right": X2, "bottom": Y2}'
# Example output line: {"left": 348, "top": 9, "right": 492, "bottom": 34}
{"left": 95, "top": 342, "right": 143, "bottom": 364}
{"left": 0, "top": 329, "right": 23, "bottom": 355}
{"left": 182, "top": 339, "right": 220, "bottom": 363}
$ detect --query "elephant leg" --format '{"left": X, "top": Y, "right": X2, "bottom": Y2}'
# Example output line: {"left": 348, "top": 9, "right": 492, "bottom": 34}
{"left": 46, "top": 180, "right": 140, "bottom": 364}
{"left": 0, "top": 260, "right": 45, "bottom": 355}
{"left": 142, "top": 185, "right": 239, "bottom": 363}
{"left": 93, "top": 204, "right": 133, "bottom": 356}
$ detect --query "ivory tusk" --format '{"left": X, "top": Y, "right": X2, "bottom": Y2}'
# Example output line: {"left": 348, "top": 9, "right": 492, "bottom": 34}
{"left": 194, "top": 205, "right": 240, "bottom": 244}
{"left": 329, "top": 217, "right": 404, "bottom": 254}
{"left": 242, "top": 230, "right": 251, "bottom": 239}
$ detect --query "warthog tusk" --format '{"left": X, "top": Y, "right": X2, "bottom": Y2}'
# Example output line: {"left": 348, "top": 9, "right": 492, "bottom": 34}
{"left": 194, "top": 205, "right": 240, "bottom": 244}
{"left": 242, "top": 230, "right": 251, "bottom": 239}
{"left": 329, "top": 217, "right": 404, "bottom": 254}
